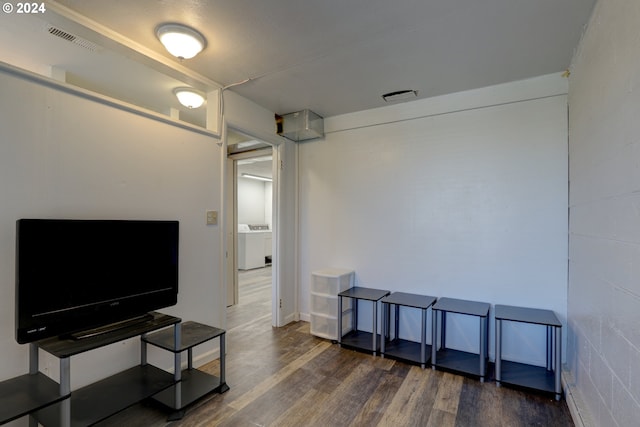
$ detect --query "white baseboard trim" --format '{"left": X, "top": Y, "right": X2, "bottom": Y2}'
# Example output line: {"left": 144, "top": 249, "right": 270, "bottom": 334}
{"left": 299, "top": 312, "right": 310, "bottom": 322}
{"left": 157, "top": 347, "right": 220, "bottom": 374}
{"left": 284, "top": 312, "right": 298, "bottom": 325}
{"left": 562, "top": 368, "right": 592, "bottom": 427}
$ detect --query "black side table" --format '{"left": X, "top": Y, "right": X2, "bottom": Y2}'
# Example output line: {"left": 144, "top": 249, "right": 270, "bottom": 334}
{"left": 431, "top": 297, "right": 490, "bottom": 381}
{"left": 142, "top": 321, "right": 229, "bottom": 420}
{"left": 494, "top": 304, "right": 562, "bottom": 400}
{"left": 380, "top": 292, "right": 437, "bottom": 368}
{"left": 337, "top": 287, "right": 390, "bottom": 355}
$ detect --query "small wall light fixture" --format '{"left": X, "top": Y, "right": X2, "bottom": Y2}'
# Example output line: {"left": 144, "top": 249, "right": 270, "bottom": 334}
{"left": 156, "top": 23, "right": 206, "bottom": 60}
{"left": 173, "top": 87, "right": 205, "bottom": 109}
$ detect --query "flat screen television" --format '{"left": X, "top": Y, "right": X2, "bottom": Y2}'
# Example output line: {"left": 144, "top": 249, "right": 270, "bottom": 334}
{"left": 15, "top": 219, "right": 179, "bottom": 344}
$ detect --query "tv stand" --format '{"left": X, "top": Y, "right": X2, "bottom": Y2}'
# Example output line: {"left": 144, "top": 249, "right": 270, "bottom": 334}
{"left": 29, "top": 311, "right": 180, "bottom": 427}
{"left": 67, "top": 313, "right": 154, "bottom": 340}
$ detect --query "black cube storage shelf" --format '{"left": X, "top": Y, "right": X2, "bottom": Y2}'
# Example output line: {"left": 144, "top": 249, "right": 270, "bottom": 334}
{"left": 431, "top": 297, "right": 491, "bottom": 382}
{"left": 337, "top": 287, "right": 390, "bottom": 355}
{"left": 494, "top": 304, "right": 562, "bottom": 400}
{"left": 142, "top": 321, "right": 229, "bottom": 421}
{"left": 380, "top": 292, "right": 437, "bottom": 369}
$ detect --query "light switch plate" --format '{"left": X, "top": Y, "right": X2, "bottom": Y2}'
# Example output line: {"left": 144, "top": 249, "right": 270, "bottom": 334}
{"left": 206, "top": 210, "right": 218, "bottom": 225}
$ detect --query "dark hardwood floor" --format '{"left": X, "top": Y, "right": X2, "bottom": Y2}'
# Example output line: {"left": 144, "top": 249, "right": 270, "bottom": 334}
{"left": 97, "top": 268, "right": 573, "bottom": 426}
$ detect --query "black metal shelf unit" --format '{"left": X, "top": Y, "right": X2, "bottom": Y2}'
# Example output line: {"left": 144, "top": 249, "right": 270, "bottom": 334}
{"left": 22, "top": 311, "right": 180, "bottom": 427}
{"left": 142, "top": 321, "right": 229, "bottom": 420}
{"left": 337, "top": 287, "right": 390, "bottom": 355}
{"left": 431, "top": 297, "right": 491, "bottom": 382}
{"left": 494, "top": 304, "right": 562, "bottom": 400}
{"left": 380, "top": 292, "right": 437, "bottom": 369}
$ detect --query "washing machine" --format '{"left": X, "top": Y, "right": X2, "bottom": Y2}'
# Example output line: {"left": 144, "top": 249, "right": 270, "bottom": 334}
{"left": 238, "top": 224, "right": 272, "bottom": 270}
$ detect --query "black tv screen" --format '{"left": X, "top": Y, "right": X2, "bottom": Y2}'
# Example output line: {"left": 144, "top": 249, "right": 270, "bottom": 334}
{"left": 15, "top": 219, "right": 179, "bottom": 344}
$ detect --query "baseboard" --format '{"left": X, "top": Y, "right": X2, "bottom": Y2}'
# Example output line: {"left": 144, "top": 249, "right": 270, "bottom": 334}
{"left": 192, "top": 347, "right": 221, "bottom": 368}
{"left": 562, "top": 368, "right": 592, "bottom": 427}
{"left": 299, "top": 312, "right": 310, "bottom": 322}
{"left": 156, "top": 347, "right": 220, "bottom": 374}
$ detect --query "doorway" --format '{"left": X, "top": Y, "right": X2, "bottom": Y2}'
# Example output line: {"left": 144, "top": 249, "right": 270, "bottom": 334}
{"left": 226, "top": 130, "right": 275, "bottom": 329}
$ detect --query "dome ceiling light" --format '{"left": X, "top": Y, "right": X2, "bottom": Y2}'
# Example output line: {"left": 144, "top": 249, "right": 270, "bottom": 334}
{"left": 173, "top": 88, "right": 205, "bottom": 109}
{"left": 156, "top": 23, "right": 206, "bottom": 60}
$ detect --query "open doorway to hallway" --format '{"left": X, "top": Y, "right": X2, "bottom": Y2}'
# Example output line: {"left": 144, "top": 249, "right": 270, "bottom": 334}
{"left": 227, "top": 267, "right": 271, "bottom": 329}
{"left": 226, "top": 129, "right": 274, "bottom": 330}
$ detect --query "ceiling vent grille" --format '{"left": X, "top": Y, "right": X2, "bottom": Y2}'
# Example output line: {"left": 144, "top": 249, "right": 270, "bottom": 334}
{"left": 46, "top": 25, "right": 100, "bottom": 52}
{"left": 382, "top": 90, "right": 418, "bottom": 102}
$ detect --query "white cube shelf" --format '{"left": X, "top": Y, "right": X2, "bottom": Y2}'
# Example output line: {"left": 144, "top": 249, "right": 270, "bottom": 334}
{"left": 311, "top": 268, "right": 354, "bottom": 295}
{"left": 310, "top": 311, "right": 352, "bottom": 341}
{"left": 310, "top": 269, "right": 354, "bottom": 340}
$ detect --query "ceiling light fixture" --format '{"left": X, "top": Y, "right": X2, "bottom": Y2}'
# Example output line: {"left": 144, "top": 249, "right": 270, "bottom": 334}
{"left": 173, "top": 87, "right": 205, "bottom": 109}
{"left": 156, "top": 23, "right": 206, "bottom": 60}
{"left": 241, "top": 173, "right": 272, "bottom": 182}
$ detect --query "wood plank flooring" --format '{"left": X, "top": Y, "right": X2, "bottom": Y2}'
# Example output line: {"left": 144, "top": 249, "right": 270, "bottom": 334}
{"left": 227, "top": 267, "right": 272, "bottom": 330}
{"left": 96, "top": 268, "right": 574, "bottom": 426}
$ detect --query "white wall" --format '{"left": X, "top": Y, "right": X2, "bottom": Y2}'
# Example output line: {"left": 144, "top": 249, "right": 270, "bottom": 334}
{"left": 238, "top": 177, "right": 269, "bottom": 225}
{"left": 0, "top": 66, "right": 223, "bottom": 390}
{"left": 567, "top": 1, "right": 640, "bottom": 425}
{"left": 265, "top": 180, "right": 273, "bottom": 227}
{"left": 299, "top": 74, "right": 568, "bottom": 365}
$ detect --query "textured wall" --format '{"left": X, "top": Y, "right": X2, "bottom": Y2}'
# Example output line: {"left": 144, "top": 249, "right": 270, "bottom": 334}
{"left": 567, "top": 0, "right": 640, "bottom": 425}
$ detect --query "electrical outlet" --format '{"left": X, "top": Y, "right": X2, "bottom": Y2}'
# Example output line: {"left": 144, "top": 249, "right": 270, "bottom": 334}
{"left": 206, "top": 210, "right": 218, "bottom": 225}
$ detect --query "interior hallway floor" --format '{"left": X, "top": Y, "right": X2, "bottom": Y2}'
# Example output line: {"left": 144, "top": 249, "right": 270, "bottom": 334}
{"left": 96, "top": 266, "right": 573, "bottom": 426}
{"left": 227, "top": 266, "right": 272, "bottom": 330}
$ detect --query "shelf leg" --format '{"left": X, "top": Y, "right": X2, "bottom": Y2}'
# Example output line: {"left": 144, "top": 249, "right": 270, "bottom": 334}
{"left": 60, "top": 357, "right": 71, "bottom": 427}
{"left": 219, "top": 332, "right": 229, "bottom": 392}
{"left": 385, "top": 302, "right": 390, "bottom": 340}
{"left": 141, "top": 335, "right": 148, "bottom": 366}
{"left": 353, "top": 298, "right": 358, "bottom": 331}
{"left": 479, "top": 316, "right": 487, "bottom": 382}
{"left": 173, "top": 323, "right": 182, "bottom": 411}
{"left": 555, "top": 326, "right": 562, "bottom": 400}
{"left": 547, "top": 326, "right": 552, "bottom": 371}
{"left": 395, "top": 304, "right": 400, "bottom": 341}
{"left": 380, "top": 302, "right": 387, "bottom": 357}
{"left": 59, "top": 399, "right": 71, "bottom": 427}
{"left": 188, "top": 348, "right": 193, "bottom": 370}
{"left": 337, "top": 296, "right": 343, "bottom": 345}
{"left": 495, "top": 319, "right": 502, "bottom": 386}
{"left": 372, "top": 300, "right": 378, "bottom": 356}
{"left": 173, "top": 323, "right": 182, "bottom": 382}
{"left": 442, "top": 311, "right": 447, "bottom": 349}
{"left": 420, "top": 308, "right": 426, "bottom": 369}
{"left": 431, "top": 309, "right": 437, "bottom": 370}
{"left": 486, "top": 312, "right": 490, "bottom": 379}
{"left": 29, "top": 343, "right": 38, "bottom": 374}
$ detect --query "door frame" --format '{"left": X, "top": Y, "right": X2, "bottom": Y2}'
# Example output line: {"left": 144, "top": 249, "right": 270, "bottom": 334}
{"left": 227, "top": 146, "right": 273, "bottom": 306}
{"left": 223, "top": 124, "right": 291, "bottom": 327}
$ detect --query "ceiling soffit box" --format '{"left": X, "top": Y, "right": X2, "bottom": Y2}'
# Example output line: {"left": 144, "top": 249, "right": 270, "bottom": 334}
{"left": 276, "top": 110, "right": 324, "bottom": 142}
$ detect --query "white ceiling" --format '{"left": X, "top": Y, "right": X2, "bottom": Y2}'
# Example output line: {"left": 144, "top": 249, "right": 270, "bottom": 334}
{"left": 0, "top": 0, "right": 595, "bottom": 124}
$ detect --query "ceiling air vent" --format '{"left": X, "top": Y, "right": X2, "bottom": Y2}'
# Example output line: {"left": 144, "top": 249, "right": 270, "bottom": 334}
{"left": 382, "top": 90, "right": 418, "bottom": 102}
{"left": 46, "top": 25, "right": 100, "bottom": 52}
